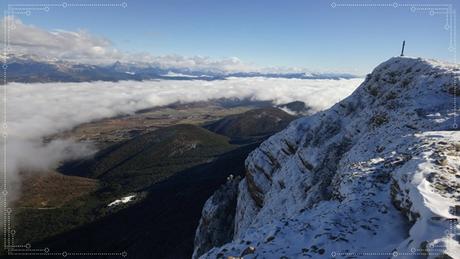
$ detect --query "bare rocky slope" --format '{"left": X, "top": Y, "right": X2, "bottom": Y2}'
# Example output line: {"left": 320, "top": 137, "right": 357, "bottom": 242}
{"left": 193, "top": 57, "right": 460, "bottom": 259}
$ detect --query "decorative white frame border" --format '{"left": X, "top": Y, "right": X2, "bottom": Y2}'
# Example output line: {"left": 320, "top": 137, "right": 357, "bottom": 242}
{"left": 0, "top": 1, "right": 458, "bottom": 258}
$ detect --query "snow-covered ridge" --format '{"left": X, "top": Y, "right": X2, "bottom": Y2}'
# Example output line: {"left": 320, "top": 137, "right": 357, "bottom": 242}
{"left": 195, "top": 57, "right": 460, "bottom": 258}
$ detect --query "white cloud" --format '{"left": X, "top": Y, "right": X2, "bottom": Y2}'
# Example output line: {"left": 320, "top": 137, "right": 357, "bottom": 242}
{"left": 1, "top": 16, "right": 123, "bottom": 63}
{"left": 0, "top": 16, "right": 258, "bottom": 72}
{"left": 6, "top": 138, "right": 95, "bottom": 178}
{"left": 145, "top": 55, "right": 257, "bottom": 73}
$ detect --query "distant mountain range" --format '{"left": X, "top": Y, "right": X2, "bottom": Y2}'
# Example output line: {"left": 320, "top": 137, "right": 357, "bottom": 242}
{"left": 3, "top": 54, "right": 358, "bottom": 83}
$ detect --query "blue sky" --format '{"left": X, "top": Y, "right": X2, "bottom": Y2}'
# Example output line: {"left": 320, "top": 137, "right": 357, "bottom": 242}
{"left": 1, "top": 0, "right": 458, "bottom": 74}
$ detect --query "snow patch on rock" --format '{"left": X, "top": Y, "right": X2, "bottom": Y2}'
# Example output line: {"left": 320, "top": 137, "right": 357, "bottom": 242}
{"left": 107, "top": 194, "right": 136, "bottom": 207}
{"left": 197, "top": 57, "right": 460, "bottom": 259}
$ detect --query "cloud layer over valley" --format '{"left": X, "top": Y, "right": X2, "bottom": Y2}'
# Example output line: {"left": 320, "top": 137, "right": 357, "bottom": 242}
{"left": 7, "top": 78, "right": 363, "bottom": 140}
{"left": 3, "top": 78, "right": 363, "bottom": 185}
{"left": 1, "top": 77, "right": 364, "bottom": 216}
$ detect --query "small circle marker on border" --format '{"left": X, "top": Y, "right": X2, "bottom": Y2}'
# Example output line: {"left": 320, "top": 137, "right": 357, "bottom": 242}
{"left": 122, "top": 251, "right": 128, "bottom": 257}
{"left": 122, "top": 2, "right": 128, "bottom": 8}
{"left": 331, "top": 251, "right": 337, "bottom": 257}
{"left": 62, "top": 251, "right": 68, "bottom": 257}
{"left": 393, "top": 2, "right": 399, "bottom": 8}
{"left": 25, "top": 243, "right": 31, "bottom": 249}
{"left": 62, "top": 2, "right": 68, "bottom": 8}
{"left": 44, "top": 248, "right": 50, "bottom": 253}
{"left": 392, "top": 251, "right": 398, "bottom": 257}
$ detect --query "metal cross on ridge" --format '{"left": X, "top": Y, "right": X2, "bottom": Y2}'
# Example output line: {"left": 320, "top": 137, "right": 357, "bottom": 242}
{"left": 401, "top": 40, "right": 406, "bottom": 56}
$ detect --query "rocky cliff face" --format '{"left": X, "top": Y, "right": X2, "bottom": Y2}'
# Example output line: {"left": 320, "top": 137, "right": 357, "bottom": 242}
{"left": 194, "top": 57, "right": 460, "bottom": 258}
{"left": 192, "top": 176, "right": 240, "bottom": 259}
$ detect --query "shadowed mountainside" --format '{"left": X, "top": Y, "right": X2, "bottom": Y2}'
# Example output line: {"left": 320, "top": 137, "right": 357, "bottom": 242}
{"left": 204, "top": 108, "right": 295, "bottom": 143}
{"left": 34, "top": 143, "right": 259, "bottom": 259}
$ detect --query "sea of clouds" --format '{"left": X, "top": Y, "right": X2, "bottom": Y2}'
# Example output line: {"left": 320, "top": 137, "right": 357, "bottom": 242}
{"left": 7, "top": 77, "right": 363, "bottom": 139}
{"left": 1, "top": 77, "right": 363, "bottom": 202}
